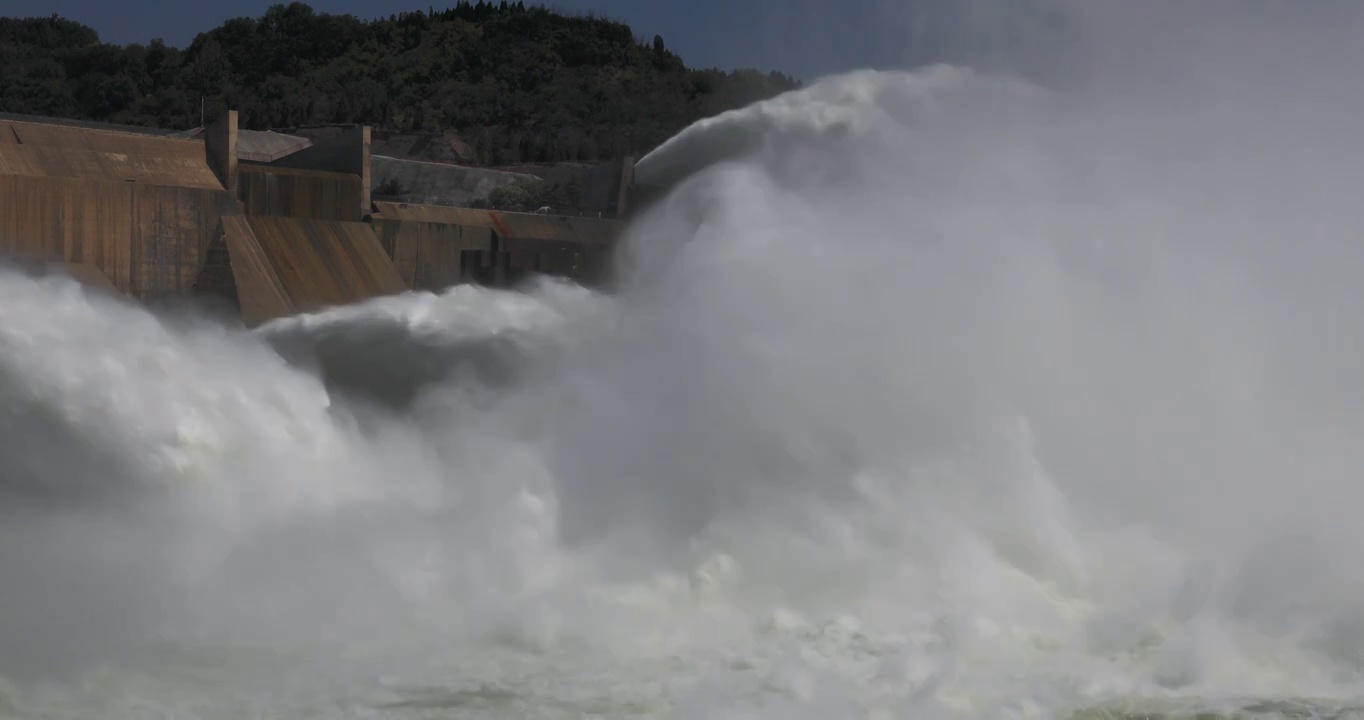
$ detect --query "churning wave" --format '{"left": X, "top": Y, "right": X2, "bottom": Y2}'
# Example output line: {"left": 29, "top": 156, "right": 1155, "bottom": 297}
{"left": 8, "top": 10, "right": 1364, "bottom": 718}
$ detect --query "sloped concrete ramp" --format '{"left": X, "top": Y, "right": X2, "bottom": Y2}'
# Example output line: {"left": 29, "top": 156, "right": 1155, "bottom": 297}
{"left": 221, "top": 216, "right": 295, "bottom": 326}
{"left": 245, "top": 216, "right": 406, "bottom": 313}
{"left": 0, "top": 119, "right": 223, "bottom": 189}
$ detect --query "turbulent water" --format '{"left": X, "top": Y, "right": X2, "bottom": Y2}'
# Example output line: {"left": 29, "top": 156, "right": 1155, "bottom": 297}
{"left": 7, "top": 5, "right": 1364, "bottom": 719}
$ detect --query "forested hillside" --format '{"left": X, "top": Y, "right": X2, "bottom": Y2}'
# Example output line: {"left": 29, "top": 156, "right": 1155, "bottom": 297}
{"left": 0, "top": 2, "right": 801, "bottom": 164}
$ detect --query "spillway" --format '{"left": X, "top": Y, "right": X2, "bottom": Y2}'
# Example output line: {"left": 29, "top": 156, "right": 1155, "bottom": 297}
{"left": 5, "top": 5, "right": 1364, "bottom": 717}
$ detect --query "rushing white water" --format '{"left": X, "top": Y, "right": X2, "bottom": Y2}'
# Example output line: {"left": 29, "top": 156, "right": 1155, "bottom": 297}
{"left": 7, "top": 5, "right": 1364, "bottom": 719}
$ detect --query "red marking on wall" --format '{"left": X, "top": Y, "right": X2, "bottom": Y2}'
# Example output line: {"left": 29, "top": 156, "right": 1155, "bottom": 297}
{"left": 487, "top": 210, "right": 523, "bottom": 266}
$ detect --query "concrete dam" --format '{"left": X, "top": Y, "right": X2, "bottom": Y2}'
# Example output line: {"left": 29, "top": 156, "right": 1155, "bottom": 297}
{"left": 0, "top": 111, "right": 632, "bottom": 326}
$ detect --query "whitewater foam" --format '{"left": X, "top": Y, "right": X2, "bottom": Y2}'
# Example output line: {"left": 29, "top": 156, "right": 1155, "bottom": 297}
{"left": 8, "top": 7, "right": 1364, "bottom": 717}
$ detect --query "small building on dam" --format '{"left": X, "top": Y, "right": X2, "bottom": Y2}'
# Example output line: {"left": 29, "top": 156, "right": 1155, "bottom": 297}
{"left": 0, "top": 111, "right": 633, "bottom": 326}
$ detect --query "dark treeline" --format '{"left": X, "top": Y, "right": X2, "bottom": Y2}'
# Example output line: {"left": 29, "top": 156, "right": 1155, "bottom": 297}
{"left": 0, "top": 2, "right": 801, "bottom": 164}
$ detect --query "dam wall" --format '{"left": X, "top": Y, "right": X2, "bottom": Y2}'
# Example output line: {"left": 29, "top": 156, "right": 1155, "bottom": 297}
{"left": 0, "top": 118, "right": 242, "bottom": 299}
{"left": 245, "top": 215, "right": 405, "bottom": 311}
{"left": 194, "top": 216, "right": 296, "bottom": 326}
{"left": 238, "top": 165, "right": 365, "bottom": 222}
{"left": 266, "top": 125, "right": 372, "bottom": 219}
{"left": 0, "top": 174, "right": 242, "bottom": 299}
{"left": 0, "top": 111, "right": 626, "bottom": 326}
{"left": 371, "top": 202, "right": 619, "bottom": 290}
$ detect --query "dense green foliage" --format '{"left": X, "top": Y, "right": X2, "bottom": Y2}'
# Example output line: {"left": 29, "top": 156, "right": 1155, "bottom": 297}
{"left": 0, "top": 3, "right": 801, "bottom": 164}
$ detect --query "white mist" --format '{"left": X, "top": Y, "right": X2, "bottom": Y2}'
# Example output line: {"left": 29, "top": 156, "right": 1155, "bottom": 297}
{"left": 5, "top": 4, "right": 1364, "bottom": 717}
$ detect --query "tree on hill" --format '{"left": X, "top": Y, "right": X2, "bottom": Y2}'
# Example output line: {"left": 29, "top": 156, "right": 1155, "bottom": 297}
{"left": 0, "top": 4, "right": 802, "bottom": 165}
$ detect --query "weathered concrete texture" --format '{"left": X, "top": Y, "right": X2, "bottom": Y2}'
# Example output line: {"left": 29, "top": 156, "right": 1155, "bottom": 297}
{"left": 0, "top": 110, "right": 626, "bottom": 323}
{"left": 204, "top": 111, "right": 238, "bottom": 192}
{"left": 371, "top": 202, "right": 619, "bottom": 246}
{"left": 494, "top": 210, "right": 616, "bottom": 285}
{"left": 371, "top": 201, "right": 620, "bottom": 290}
{"left": 191, "top": 218, "right": 287, "bottom": 325}
{"left": 371, "top": 156, "right": 534, "bottom": 207}
{"left": 0, "top": 174, "right": 242, "bottom": 299}
{"left": 372, "top": 217, "right": 494, "bottom": 290}
{"left": 0, "top": 120, "right": 224, "bottom": 189}
{"left": 299, "top": 127, "right": 476, "bottom": 164}
{"left": 359, "top": 127, "right": 371, "bottom": 217}
{"left": 245, "top": 215, "right": 406, "bottom": 313}
{"left": 183, "top": 127, "right": 314, "bottom": 163}
{"left": 370, "top": 202, "right": 497, "bottom": 225}
{"left": 269, "top": 126, "right": 371, "bottom": 218}
{"left": 192, "top": 222, "right": 244, "bottom": 314}
{"left": 194, "top": 212, "right": 400, "bottom": 325}
{"left": 238, "top": 165, "right": 363, "bottom": 222}
{"left": 0, "top": 112, "right": 183, "bottom": 137}
{"left": 233, "top": 130, "right": 311, "bottom": 162}
{"left": 220, "top": 218, "right": 294, "bottom": 323}
{"left": 495, "top": 212, "right": 591, "bottom": 243}
{"left": 270, "top": 126, "right": 368, "bottom": 176}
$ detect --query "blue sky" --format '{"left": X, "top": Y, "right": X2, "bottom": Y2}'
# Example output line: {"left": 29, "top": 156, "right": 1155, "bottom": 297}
{"left": 4, "top": 0, "right": 970, "bottom": 81}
